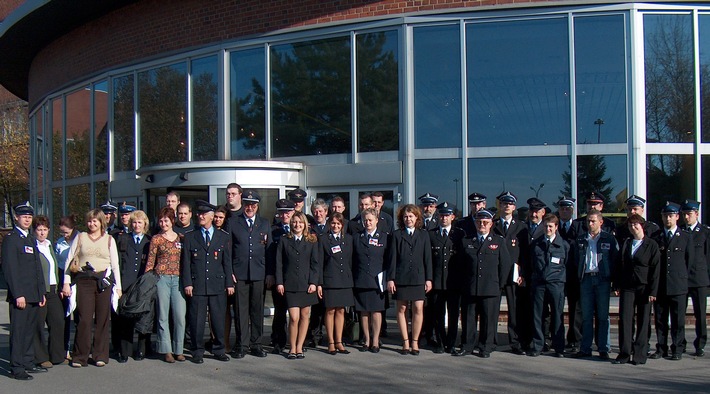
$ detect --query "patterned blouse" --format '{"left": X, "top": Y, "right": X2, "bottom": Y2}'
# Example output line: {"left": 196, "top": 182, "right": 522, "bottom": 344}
{"left": 146, "top": 234, "right": 182, "bottom": 276}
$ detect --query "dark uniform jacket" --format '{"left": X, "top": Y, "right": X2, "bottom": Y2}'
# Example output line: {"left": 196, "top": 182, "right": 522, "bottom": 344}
{"left": 569, "top": 215, "right": 616, "bottom": 240}
{"left": 530, "top": 234, "right": 570, "bottom": 285}
{"left": 428, "top": 227, "right": 462, "bottom": 290}
{"left": 613, "top": 237, "right": 660, "bottom": 296}
{"left": 266, "top": 222, "right": 288, "bottom": 277}
{"left": 1, "top": 228, "right": 45, "bottom": 303}
{"left": 275, "top": 236, "right": 320, "bottom": 292}
{"left": 181, "top": 228, "right": 234, "bottom": 295}
{"left": 653, "top": 228, "right": 694, "bottom": 296}
{"left": 348, "top": 214, "right": 391, "bottom": 237}
{"left": 455, "top": 233, "right": 512, "bottom": 297}
{"left": 493, "top": 217, "right": 530, "bottom": 285}
{"left": 526, "top": 221, "right": 546, "bottom": 243}
{"left": 683, "top": 223, "right": 710, "bottom": 288}
{"left": 318, "top": 232, "right": 354, "bottom": 289}
{"left": 352, "top": 230, "right": 390, "bottom": 289}
{"left": 569, "top": 231, "right": 619, "bottom": 282}
{"left": 311, "top": 222, "right": 329, "bottom": 236}
{"left": 229, "top": 213, "right": 271, "bottom": 282}
{"left": 387, "top": 229, "right": 433, "bottom": 286}
{"left": 118, "top": 233, "right": 151, "bottom": 291}
{"left": 422, "top": 216, "right": 439, "bottom": 231}
{"left": 455, "top": 215, "right": 476, "bottom": 238}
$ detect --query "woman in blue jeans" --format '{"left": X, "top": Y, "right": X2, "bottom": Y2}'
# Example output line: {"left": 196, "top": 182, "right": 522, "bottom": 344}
{"left": 145, "top": 207, "right": 187, "bottom": 363}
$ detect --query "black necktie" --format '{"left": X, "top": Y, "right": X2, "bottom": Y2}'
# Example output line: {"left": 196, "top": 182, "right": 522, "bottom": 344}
{"left": 204, "top": 230, "right": 211, "bottom": 247}
{"left": 443, "top": 229, "right": 448, "bottom": 238}
{"left": 318, "top": 224, "right": 325, "bottom": 232}
{"left": 284, "top": 224, "right": 290, "bottom": 233}
{"left": 503, "top": 221, "right": 509, "bottom": 233}
{"left": 135, "top": 236, "right": 140, "bottom": 245}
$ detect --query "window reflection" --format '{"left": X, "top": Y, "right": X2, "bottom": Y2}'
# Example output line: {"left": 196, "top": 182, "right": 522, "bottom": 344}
{"left": 192, "top": 56, "right": 219, "bottom": 161}
{"left": 574, "top": 15, "right": 627, "bottom": 144}
{"left": 271, "top": 37, "right": 352, "bottom": 157}
{"left": 230, "top": 48, "right": 266, "bottom": 160}
{"left": 65, "top": 88, "right": 91, "bottom": 179}
{"left": 357, "top": 30, "right": 399, "bottom": 152}
{"left": 95, "top": 181, "right": 108, "bottom": 211}
{"left": 564, "top": 155, "right": 627, "bottom": 214}
{"left": 415, "top": 159, "right": 463, "bottom": 215}
{"left": 699, "top": 15, "right": 710, "bottom": 142}
{"left": 702, "top": 156, "right": 710, "bottom": 224}
{"left": 94, "top": 81, "right": 108, "bottom": 174}
{"left": 468, "top": 156, "right": 571, "bottom": 214}
{"left": 644, "top": 14, "right": 695, "bottom": 143}
{"left": 138, "top": 63, "right": 188, "bottom": 166}
{"left": 414, "top": 25, "right": 461, "bottom": 149}
{"left": 113, "top": 75, "right": 135, "bottom": 172}
{"left": 52, "top": 188, "right": 62, "bottom": 232}
{"left": 67, "top": 184, "right": 90, "bottom": 224}
{"left": 647, "top": 154, "right": 695, "bottom": 224}
{"left": 467, "top": 18, "right": 570, "bottom": 147}
{"left": 52, "top": 98, "right": 62, "bottom": 181}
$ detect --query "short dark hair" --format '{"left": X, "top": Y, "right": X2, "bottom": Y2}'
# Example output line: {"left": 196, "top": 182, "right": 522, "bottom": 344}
{"left": 359, "top": 193, "right": 372, "bottom": 201}
{"left": 542, "top": 213, "right": 559, "bottom": 226}
{"left": 627, "top": 213, "right": 646, "bottom": 225}
{"left": 32, "top": 215, "right": 50, "bottom": 230}
{"left": 226, "top": 183, "right": 242, "bottom": 193}
{"left": 158, "top": 207, "right": 176, "bottom": 225}
{"left": 371, "top": 191, "right": 384, "bottom": 199}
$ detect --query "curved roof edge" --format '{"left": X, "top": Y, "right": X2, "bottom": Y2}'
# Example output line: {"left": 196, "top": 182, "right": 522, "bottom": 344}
{"left": 0, "top": 0, "right": 137, "bottom": 100}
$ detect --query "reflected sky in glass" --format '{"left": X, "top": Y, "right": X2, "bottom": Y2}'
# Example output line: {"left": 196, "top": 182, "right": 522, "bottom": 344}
{"left": 415, "top": 159, "right": 463, "bottom": 214}
{"left": 699, "top": 15, "right": 710, "bottom": 142}
{"left": 647, "top": 154, "right": 695, "bottom": 224}
{"left": 230, "top": 48, "right": 266, "bottom": 160}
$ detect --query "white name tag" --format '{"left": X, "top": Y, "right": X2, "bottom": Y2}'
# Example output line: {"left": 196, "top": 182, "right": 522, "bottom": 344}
{"left": 369, "top": 238, "right": 379, "bottom": 246}
{"left": 551, "top": 257, "right": 561, "bottom": 264}
{"left": 24, "top": 246, "right": 33, "bottom": 254}
{"left": 331, "top": 245, "right": 342, "bottom": 254}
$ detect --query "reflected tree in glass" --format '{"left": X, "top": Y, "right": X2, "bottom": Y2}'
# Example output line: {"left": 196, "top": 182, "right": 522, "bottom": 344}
{"left": 192, "top": 56, "right": 218, "bottom": 161}
{"left": 52, "top": 98, "right": 62, "bottom": 181}
{"left": 113, "top": 75, "right": 135, "bottom": 172}
{"left": 231, "top": 48, "right": 266, "bottom": 160}
{"left": 646, "top": 154, "right": 695, "bottom": 223}
{"left": 357, "top": 30, "right": 399, "bottom": 152}
{"left": 644, "top": 14, "right": 695, "bottom": 143}
{"left": 561, "top": 155, "right": 615, "bottom": 212}
{"left": 94, "top": 81, "right": 108, "bottom": 175}
{"left": 138, "top": 63, "right": 188, "bottom": 166}
{"left": 67, "top": 184, "right": 90, "bottom": 223}
{"left": 271, "top": 37, "right": 351, "bottom": 157}
{"left": 698, "top": 15, "right": 710, "bottom": 142}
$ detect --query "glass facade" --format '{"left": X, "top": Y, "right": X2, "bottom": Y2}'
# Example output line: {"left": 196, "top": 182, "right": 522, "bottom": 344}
{"left": 27, "top": 3, "right": 710, "bottom": 224}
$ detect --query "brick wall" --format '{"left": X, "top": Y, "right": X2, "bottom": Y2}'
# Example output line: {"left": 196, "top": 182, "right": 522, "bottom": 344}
{"left": 1, "top": 0, "right": 26, "bottom": 108}
{"left": 28, "top": 0, "right": 554, "bottom": 106}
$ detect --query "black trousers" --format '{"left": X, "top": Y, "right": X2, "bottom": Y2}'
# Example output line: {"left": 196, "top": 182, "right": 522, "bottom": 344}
{"left": 423, "top": 289, "right": 447, "bottom": 348}
{"left": 653, "top": 293, "right": 687, "bottom": 355}
{"left": 688, "top": 286, "right": 708, "bottom": 351}
{"left": 618, "top": 286, "right": 652, "bottom": 363}
{"left": 515, "top": 285, "right": 533, "bottom": 350}
{"left": 114, "top": 313, "right": 151, "bottom": 358}
{"left": 532, "top": 282, "right": 565, "bottom": 353}
{"left": 235, "top": 280, "right": 265, "bottom": 350}
{"left": 461, "top": 294, "right": 499, "bottom": 353}
{"left": 307, "top": 299, "right": 325, "bottom": 344}
{"left": 34, "top": 288, "right": 65, "bottom": 364}
{"left": 9, "top": 302, "right": 40, "bottom": 374}
{"left": 190, "top": 293, "right": 227, "bottom": 357}
{"left": 445, "top": 290, "right": 463, "bottom": 348}
{"left": 565, "top": 281, "right": 583, "bottom": 346}
{"left": 270, "top": 287, "right": 288, "bottom": 348}
{"left": 502, "top": 284, "right": 521, "bottom": 350}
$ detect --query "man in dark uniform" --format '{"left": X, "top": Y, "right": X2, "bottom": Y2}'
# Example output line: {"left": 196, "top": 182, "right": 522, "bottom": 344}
{"left": 2, "top": 202, "right": 47, "bottom": 380}
{"left": 616, "top": 195, "right": 661, "bottom": 244}
{"left": 111, "top": 202, "right": 137, "bottom": 356}
{"left": 419, "top": 193, "right": 439, "bottom": 231}
{"left": 556, "top": 196, "right": 576, "bottom": 242}
{"left": 182, "top": 200, "right": 234, "bottom": 363}
{"left": 223, "top": 182, "right": 243, "bottom": 228}
{"left": 650, "top": 202, "right": 693, "bottom": 360}
{"left": 310, "top": 198, "right": 329, "bottom": 236}
{"left": 526, "top": 197, "right": 547, "bottom": 242}
{"left": 456, "top": 192, "right": 487, "bottom": 237}
{"left": 307, "top": 197, "right": 329, "bottom": 347}
{"left": 114, "top": 202, "right": 135, "bottom": 237}
{"left": 681, "top": 199, "right": 709, "bottom": 357}
{"left": 453, "top": 209, "right": 512, "bottom": 358}
{"left": 267, "top": 199, "right": 296, "bottom": 354}
{"left": 229, "top": 190, "right": 272, "bottom": 359}
{"left": 371, "top": 191, "right": 395, "bottom": 234}
{"left": 528, "top": 214, "right": 570, "bottom": 358}
{"left": 556, "top": 196, "right": 581, "bottom": 353}
{"left": 494, "top": 191, "right": 531, "bottom": 355}
{"left": 570, "top": 192, "right": 616, "bottom": 239}
{"left": 101, "top": 200, "right": 118, "bottom": 234}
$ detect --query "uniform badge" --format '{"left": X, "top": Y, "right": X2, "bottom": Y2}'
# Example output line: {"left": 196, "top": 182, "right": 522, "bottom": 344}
{"left": 488, "top": 244, "right": 499, "bottom": 250}
{"left": 24, "top": 246, "right": 33, "bottom": 254}
{"left": 511, "top": 239, "right": 517, "bottom": 247}
{"left": 214, "top": 251, "right": 219, "bottom": 259}
{"left": 331, "top": 245, "right": 342, "bottom": 254}
{"left": 176, "top": 242, "right": 182, "bottom": 249}
{"left": 369, "top": 238, "right": 378, "bottom": 246}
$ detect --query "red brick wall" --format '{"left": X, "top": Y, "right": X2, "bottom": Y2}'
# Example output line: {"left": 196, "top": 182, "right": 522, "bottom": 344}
{"left": 28, "top": 0, "right": 554, "bottom": 106}
{"left": 1, "top": 0, "right": 26, "bottom": 108}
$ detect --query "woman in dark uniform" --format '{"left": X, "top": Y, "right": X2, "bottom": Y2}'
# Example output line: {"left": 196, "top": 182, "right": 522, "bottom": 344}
{"left": 317, "top": 212, "right": 354, "bottom": 355}
{"left": 387, "top": 204, "right": 433, "bottom": 355}
{"left": 613, "top": 214, "right": 660, "bottom": 365}
{"left": 352, "top": 208, "right": 389, "bottom": 353}
{"left": 276, "top": 211, "right": 320, "bottom": 359}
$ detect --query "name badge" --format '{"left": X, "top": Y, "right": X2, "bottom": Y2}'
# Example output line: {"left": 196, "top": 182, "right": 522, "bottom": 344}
{"left": 601, "top": 243, "right": 610, "bottom": 250}
{"left": 369, "top": 238, "right": 379, "bottom": 246}
{"left": 551, "top": 257, "right": 561, "bottom": 264}
{"left": 24, "top": 246, "right": 33, "bottom": 254}
{"left": 331, "top": 245, "right": 342, "bottom": 254}
{"left": 176, "top": 242, "right": 182, "bottom": 249}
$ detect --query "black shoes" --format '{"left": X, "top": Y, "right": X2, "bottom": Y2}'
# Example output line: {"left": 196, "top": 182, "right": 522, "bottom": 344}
{"left": 511, "top": 347, "right": 526, "bottom": 356}
{"left": 250, "top": 347, "right": 268, "bottom": 358}
{"left": 11, "top": 371, "right": 33, "bottom": 380}
{"left": 453, "top": 349, "right": 472, "bottom": 357}
{"left": 612, "top": 356, "right": 629, "bottom": 365}
{"left": 26, "top": 365, "right": 48, "bottom": 373}
{"left": 527, "top": 351, "right": 540, "bottom": 357}
{"left": 649, "top": 351, "right": 666, "bottom": 360}
{"left": 478, "top": 351, "right": 491, "bottom": 358}
{"left": 191, "top": 356, "right": 204, "bottom": 364}
{"left": 134, "top": 352, "right": 145, "bottom": 361}
{"left": 117, "top": 354, "right": 128, "bottom": 363}
{"left": 433, "top": 347, "right": 444, "bottom": 354}
{"left": 670, "top": 353, "right": 682, "bottom": 361}
{"left": 272, "top": 344, "right": 283, "bottom": 355}
{"left": 335, "top": 343, "right": 350, "bottom": 354}
{"left": 553, "top": 352, "right": 565, "bottom": 358}
{"left": 369, "top": 346, "right": 380, "bottom": 353}
{"left": 598, "top": 352, "right": 610, "bottom": 360}
{"left": 695, "top": 349, "right": 705, "bottom": 357}
{"left": 572, "top": 351, "right": 591, "bottom": 358}
{"left": 231, "top": 349, "right": 246, "bottom": 359}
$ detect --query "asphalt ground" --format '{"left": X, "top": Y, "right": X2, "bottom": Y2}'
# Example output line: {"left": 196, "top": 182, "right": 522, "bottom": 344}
{"left": 1, "top": 289, "right": 708, "bottom": 394}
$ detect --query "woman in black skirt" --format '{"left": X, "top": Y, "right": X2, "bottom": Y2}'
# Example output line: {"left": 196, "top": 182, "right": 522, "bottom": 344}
{"left": 276, "top": 211, "right": 320, "bottom": 359}
{"left": 317, "top": 212, "right": 354, "bottom": 355}
{"left": 387, "top": 204, "right": 432, "bottom": 355}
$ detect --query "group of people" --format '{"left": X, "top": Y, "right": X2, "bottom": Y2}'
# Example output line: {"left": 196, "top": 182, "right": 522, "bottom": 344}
{"left": 2, "top": 182, "right": 708, "bottom": 380}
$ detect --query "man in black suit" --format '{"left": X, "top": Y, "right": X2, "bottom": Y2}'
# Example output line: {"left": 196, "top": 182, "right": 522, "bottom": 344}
{"left": 494, "top": 191, "right": 531, "bottom": 355}
{"left": 222, "top": 182, "right": 243, "bottom": 228}
{"left": 2, "top": 202, "right": 47, "bottom": 380}
{"left": 650, "top": 202, "right": 694, "bottom": 361}
{"left": 419, "top": 193, "right": 439, "bottom": 231}
{"left": 525, "top": 197, "right": 547, "bottom": 242}
{"left": 229, "top": 190, "right": 272, "bottom": 358}
{"left": 455, "top": 192, "right": 487, "bottom": 238}
{"left": 267, "top": 199, "right": 296, "bottom": 353}
{"left": 453, "top": 209, "right": 511, "bottom": 358}
{"left": 681, "top": 199, "right": 710, "bottom": 357}
{"left": 182, "top": 200, "right": 234, "bottom": 363}
{"left": 371, "top": 191, "right": 395, "bottom": 235}
{"left": 100, "top": 200, "right": 118, "bottom": 234}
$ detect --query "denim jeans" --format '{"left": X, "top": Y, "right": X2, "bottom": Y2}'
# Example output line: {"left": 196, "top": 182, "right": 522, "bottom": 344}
{"left": 580, "top": 274, "right": 611, "bottom": 353}
{"left": 156, "top": 275, "right": 186, "bottom": 354}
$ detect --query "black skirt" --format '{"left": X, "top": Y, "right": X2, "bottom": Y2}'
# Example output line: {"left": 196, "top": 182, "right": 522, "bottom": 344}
{"left": 353, "top": 288, "right": 385, "bottom": 312}
{"left": 285, "top": 291, "right": 318, "bottom": 308}
{"left": 392, "top": 284, "right": 425, "bottom": 301}
{"left": 323, "top": 288, "right": 354, "bottom": 308}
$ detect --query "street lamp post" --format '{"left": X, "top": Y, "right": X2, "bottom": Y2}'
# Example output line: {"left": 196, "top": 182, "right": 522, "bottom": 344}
{"left": 594, "top": 118, "right": 604, "bottom": 143}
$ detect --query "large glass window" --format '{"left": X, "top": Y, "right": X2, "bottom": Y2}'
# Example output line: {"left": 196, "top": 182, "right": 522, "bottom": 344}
{"left": 52, "top": 187, "right": 62, "bottom": 231}
{"left": 113, "top": 75, "right": 135, "bottom": 172}
{"left": 414, "top": 25, "right": 461, "bottom": 149}
{"left": 468, "top": 156, "right": 571, "bottom": 214}
{"left": 699, "top": 15, "right": 710, "bottom": 142}
{"left": 192, "top": 56, "right": 219, "bottom": 161}
{"left": 647, "top": 154, "right": 695, "bottom": 224}
{"left": 415, "top": 159, "right": 463, "bottom": 215}
{"left": 65, "top": 87, "right": 91, "bottom": 179}
{"left": 574, "top": 15, "right": 628, "bottom": 144}
{"left": 565, "top": 155, "right": 627, "bottom": 214}
{"left": 230, "top": 48, "right": 266, "bottom": 160}
{"left": 357, "top": 30, "right": 399, "bottom": 152}
{"left": 702, "top": 156, "right": 710, "bottom": 224}
{"left": 138, "top": 63, "right": 188, "bottom": 166}
{"left": 52, "top": 98, "right": 63, "bottom": 181}
{"left": 270, "top": 37, "right": 352, "bottom": 157}
{"left": 467, "top": 17, "right": 570, "bottom": 147}
{"left": 644, "top": 14, "right": 695, "bottom": 143}
{"left": 94, "top": 81, "right": 108, "bottom": 175}
{"left": 67, "top": 184, "right": 90, "bottom": 222}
